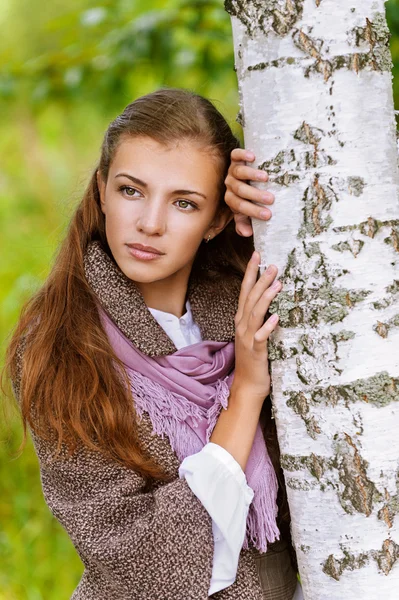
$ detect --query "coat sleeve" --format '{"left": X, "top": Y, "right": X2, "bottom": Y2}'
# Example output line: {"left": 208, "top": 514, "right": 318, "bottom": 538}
{"left": 34, "top": 436, "right": 214, "bottom": 600}
{"left": 11, "top": 341, "right": 214, "bottom": 600}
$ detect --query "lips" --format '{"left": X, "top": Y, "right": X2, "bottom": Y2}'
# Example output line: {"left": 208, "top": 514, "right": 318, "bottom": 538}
{"left": 126, "top": 243, "right": 165, "bottom": 255}
{"left": 126, "top": 243, "right": 165, "bottom": 262}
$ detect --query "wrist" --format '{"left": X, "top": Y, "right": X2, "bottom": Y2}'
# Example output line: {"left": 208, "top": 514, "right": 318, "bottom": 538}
{"left": 229, "top": 380, "right": 266, "bottom": 409}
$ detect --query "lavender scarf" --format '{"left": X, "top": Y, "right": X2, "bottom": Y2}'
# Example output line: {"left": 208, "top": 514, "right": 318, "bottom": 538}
{"left": 100, "top": 308, "right": 279, "bottom": 552}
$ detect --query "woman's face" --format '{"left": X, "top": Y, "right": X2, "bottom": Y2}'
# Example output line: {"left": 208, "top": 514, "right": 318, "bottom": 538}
{"left": 97, "top": 136, "right": 231, "bottom": 286}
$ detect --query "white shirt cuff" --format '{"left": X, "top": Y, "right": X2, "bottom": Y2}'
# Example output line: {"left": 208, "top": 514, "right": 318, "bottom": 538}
{"left": 179, "top": 442, "right": 254, "bottom": 595}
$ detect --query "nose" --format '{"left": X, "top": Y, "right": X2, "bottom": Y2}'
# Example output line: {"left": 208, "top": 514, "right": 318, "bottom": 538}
{"left": 136, "top": 198, "right": 166, "bottom": 236}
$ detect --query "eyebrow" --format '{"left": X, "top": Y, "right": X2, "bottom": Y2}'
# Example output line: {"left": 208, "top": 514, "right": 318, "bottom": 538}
{"left": 115, "top": 172, "right": 207, "bottom": 199}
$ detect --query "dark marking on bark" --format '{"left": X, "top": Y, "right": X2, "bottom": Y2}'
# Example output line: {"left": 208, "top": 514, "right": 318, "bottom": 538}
{"left": 288, "top": 374, "right": 398, "bottom": 434}
{"left": 293, "top": 29, "right": 333, "bottom": 81}
{"left": 285, "top": 373, "right": 399, "bottom": 439}
{"left": 373, "top": 280, "right": 399, "bottom": 310}
{"left": 377, "top": 474, "right": 399, "bottom": 528}
{"left": 282, "top": 436, "right": 381, "bottom": 515}
{"left": 248, "top": 48, "right": 388, "bottom": 77}
{"left": 284, "top": 13, "right": 392, "bottom": 82}
{"left": 270, "top": 241, "right": 369, "bottom": 328}
{"left": 259, "top": 123, "right": 336, "bottom": 185}
{"left": 281, "top": 452, "right": 329, "bottom": 480}
{"left": 332, "top": 239, "right": 364, "bottom": 257}
{"left": 270, "top": 282, "right": 368, "bottom": 328}
{"left": 350, "top": 13, "right": 392, "bottom": 72}
{"left": 286, "top": 477, "right": 317, "bottom": 491}
{"left": 224, "top": 0, "right": 304, "bottom": 38}
{"left": 333, "top": 218, "right": 399, "bottom": 238}
{"left": 323, "top": 549, "right": 369, "bottom": 581}
{"left": 374, "top": 321, "right": 389, "bottom": 338}
{"left": 384, "top": 226, "right": 399, "bottom": 253}
{"left": 335, "top": 434, "right": 377, "bottom": 516}
{"left": 286, "top": 393, "right": 321, "bottom": 438}
{"left": 268, "top": 339, "right": 298, "bottom": 361}
{"left": 347, "top": 176, "right": 365, "bottom": 196}
{"left": 387, "top": 280, "right": 399, "bottom": 295}
{"left": 311, "top": 372, "right": 399, "bottom": 409}
{"left": 295, "top": 331, "right": 344, "bottom": 383}
{"left": 296, "top": 330, "right": 354, "bottom": 385}
{"left": 299, "top": 175, "right": 337, "bottom": 237}
{"left": 293, "top": 122, "right": 322, "bottom": 161}
{"left": 332, "top": 330, "right": 356, "bottom": 343}
{"left": 248, "top": 57, "right": 297, "bottom": 71}
{"left": 373, "top": 314, "right": 399, "bottom": 338}
{"left": 323, "top": 539, "right": 399, "bottom": 580}
{"left": 257, "top": 123, "right": 367, "bottom": 241}
{"left": 258, "top": 122, "right": 351, "bottom": 199}
{"left": 375, "top": 539, "right": 399, "bottom": 575}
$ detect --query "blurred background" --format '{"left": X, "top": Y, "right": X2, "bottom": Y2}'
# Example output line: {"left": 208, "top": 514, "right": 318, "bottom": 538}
{"left": 1, "top": 1, "right": 399, "bottom": 598}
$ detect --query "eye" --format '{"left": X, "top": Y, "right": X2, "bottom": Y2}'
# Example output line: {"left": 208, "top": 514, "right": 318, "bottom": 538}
{"left": 175, "top": 199, "right": 197, "bottom": 211}
{"left": 118, "top": 185, "right": 142, "bottom": 198}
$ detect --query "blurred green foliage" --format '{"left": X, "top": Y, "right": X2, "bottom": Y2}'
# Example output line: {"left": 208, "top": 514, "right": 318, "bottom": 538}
{"left": 1, "top": 1, "right": 399, "bottom": 598}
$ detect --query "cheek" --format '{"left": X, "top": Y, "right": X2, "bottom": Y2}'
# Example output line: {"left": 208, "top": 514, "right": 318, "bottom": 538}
{"left": 105, "top": 201, "right": 138, "bottom": 231}
{"left": 168, "top": 217, "right": 207, "bottom": 250}
{"left": 168, "top": 209, "right": 211, "bottom": 236}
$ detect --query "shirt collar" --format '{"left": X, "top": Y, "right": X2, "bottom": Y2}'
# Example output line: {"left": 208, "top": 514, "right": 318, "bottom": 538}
{"left": 83, "top": 241, "right": 241, "bottom": 357}
{"left": 148, "top": 299, "right": 193, "bottom": 325}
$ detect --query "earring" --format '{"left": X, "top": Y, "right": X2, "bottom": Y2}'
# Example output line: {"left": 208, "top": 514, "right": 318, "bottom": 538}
{"left": 205, "top": 234, "right": 212, "bottom": 243}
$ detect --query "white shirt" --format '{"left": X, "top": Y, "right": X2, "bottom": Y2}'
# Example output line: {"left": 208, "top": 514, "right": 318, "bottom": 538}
{"left": 148, "top": 300, "right": 303, "bottom": 598}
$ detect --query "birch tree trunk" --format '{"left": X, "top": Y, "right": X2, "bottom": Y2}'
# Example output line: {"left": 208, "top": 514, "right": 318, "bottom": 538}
{"left": 226, "top": 1, "right": 399, "bottom": 597}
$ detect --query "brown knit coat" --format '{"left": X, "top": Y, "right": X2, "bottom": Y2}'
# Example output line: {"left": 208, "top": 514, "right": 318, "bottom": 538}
{"left": 12, "top": 241, "right": 297, "bottom": 600}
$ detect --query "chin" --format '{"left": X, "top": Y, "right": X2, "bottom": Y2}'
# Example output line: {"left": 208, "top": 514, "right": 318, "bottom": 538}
{"left": 116, "top": 259, "right": 169, "bottom": 284}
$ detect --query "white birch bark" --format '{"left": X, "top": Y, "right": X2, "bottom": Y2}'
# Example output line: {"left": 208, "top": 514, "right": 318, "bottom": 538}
{"left": 226, "top": 1, "right": 399, "bottom": 598}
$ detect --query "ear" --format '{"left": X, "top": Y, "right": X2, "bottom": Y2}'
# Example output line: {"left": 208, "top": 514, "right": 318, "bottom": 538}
{"left": 205, "top": 207, "right": 234, "bottom": 241}
{"left": 96, "top": 170, "right": 106, "bottom": 214}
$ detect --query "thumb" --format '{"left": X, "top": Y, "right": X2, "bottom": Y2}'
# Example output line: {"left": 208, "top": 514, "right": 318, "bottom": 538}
{"left": 234, "top": 213, "right": 253, "bottom": 237}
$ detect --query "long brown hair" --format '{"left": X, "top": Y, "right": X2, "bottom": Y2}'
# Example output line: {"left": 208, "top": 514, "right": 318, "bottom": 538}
{"left": 2, "top": 88, "right": 255, "bottom": 482}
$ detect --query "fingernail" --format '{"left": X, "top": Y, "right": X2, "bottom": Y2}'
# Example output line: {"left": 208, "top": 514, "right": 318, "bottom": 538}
{"left": 271, "top": 280, "right": 281, "bottom": 289}
{"left": 266, "top": 265, "right": 274, "bottom": 273}
{"left": 260, "top": 209, "right": 270, "bottom": 219}
{"left": 263, "top": 193, "right": 273, "bottom": 202}
{"left": 257, "top": 172, "right": 267, "bottom": 180}
{"left": 270, "top": 314, "right": 279, "bottom": 324}
{"left": 245, "top": 151, "right": 254, "bottom": 160}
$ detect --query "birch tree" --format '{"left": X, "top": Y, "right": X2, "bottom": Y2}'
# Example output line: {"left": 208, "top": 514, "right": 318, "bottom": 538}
{"left": 225, "top": 1, "right": 399, "bottom": 597}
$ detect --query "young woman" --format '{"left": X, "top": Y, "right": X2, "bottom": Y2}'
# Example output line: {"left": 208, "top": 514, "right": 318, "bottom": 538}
{"left": 4, "top": 88, "right": 302, "bottom": 599}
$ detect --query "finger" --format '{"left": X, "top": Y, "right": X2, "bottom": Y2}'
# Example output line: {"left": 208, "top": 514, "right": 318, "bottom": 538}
{"left": 253, "top": 314, "right": 279, "bottom": 350}
{"left": 236, "top": 251, "right": 261, "bottom": 322}
{"left": 226, "top": 177, "right": 275, "bottom": 205}
{"left": 230, "top": 164, "right": 269, "bottom": 183}
{"left": 246, "top": 280, "right": 282, "bottom": 337}
{"left": 225, "top": 191, "right": 273, "bottom": 220}
{"left": 231, "top": 148, "right": 255, "bottom": 163}
{"left": 242, "top": 265, "right": 278, "bottom": 325}
{"left": 234, "top": 213, "right": 253, "bottom": 237}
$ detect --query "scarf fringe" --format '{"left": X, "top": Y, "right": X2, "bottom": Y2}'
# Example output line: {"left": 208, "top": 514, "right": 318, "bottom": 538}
{"left": 243, "top": 468, "right": 280, "bottom": 552}
{"left": 127, "top": 368, "right": 279, "bottom": 553}
{"left": 130, "top": 370, "right": 204, "bottom": 459}
{"left": 205, "top": 377, "right": 230, "bottom": 443}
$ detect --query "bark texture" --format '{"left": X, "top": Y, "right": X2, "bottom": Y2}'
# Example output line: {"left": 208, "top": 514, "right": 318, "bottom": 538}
{"left": 226, "top": 0, "right": 399, "bottom": 597}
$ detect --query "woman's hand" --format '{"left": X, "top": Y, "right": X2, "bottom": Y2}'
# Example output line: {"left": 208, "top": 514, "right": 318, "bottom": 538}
{"left": 210, "top": 251, "right": 281, "bottom": 470}
{"left": 224, "top": 148, "right": 274, "bottom": 237}
{"left": 232, "top": 250, "right": 281, "bottom": 404}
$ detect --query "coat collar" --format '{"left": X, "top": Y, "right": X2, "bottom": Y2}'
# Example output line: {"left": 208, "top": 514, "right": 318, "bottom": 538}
{"left": 83, "top": 240, "right": 241, "bottom": 357}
